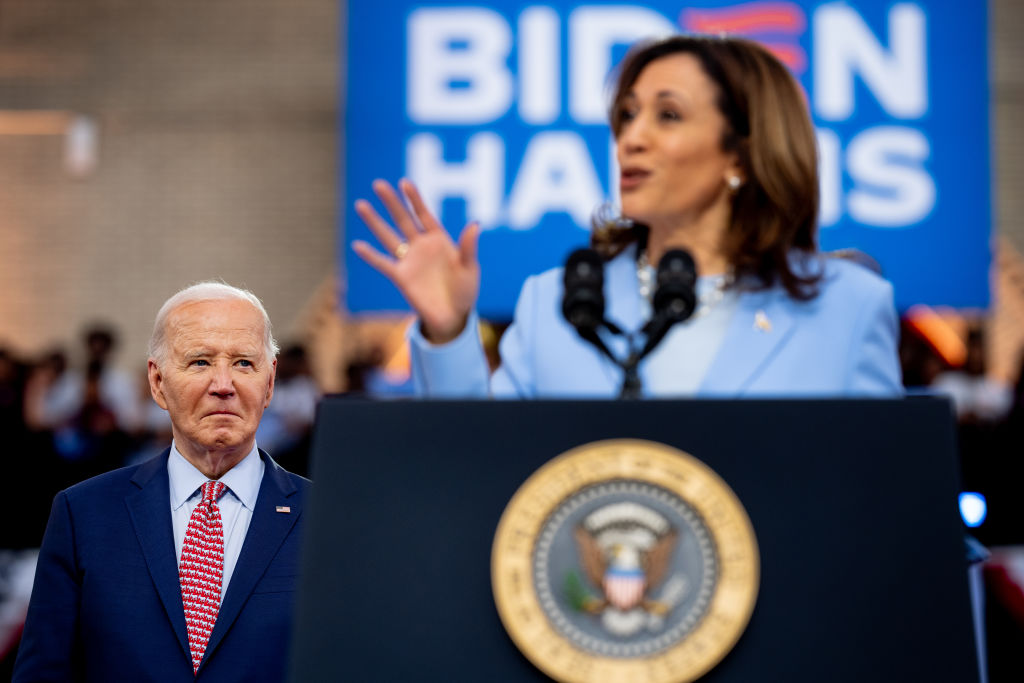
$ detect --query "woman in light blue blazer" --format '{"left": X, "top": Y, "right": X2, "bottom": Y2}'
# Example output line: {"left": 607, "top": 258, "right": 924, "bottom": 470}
{"left": 353, "top": 35, "right": 902, "bottom": 398}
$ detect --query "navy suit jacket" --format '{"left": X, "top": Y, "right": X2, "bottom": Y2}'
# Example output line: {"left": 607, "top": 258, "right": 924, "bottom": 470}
{"left": 14, "top": 449, "right": 309, "bottom": 682}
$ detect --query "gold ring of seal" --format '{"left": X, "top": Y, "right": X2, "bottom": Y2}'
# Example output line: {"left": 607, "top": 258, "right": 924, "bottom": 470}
{"left": 491, "top": 438, "right": 759, "bottom": 683}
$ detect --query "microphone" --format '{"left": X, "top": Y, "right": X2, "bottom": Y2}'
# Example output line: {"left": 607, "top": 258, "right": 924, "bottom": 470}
{"left": 652, "top": 249, "right": 697, "bottom": 324}
{"left": 561, "top": 249, "right": 606, "bottom": 331}
{"left": 559, "top": 247, "right": 698, "bottom": 399}
{"left": 561, "top": 248, "right": 617, "bottom": 362}
{"left": 640, "top": 249, "right": 698, "bottom": 357}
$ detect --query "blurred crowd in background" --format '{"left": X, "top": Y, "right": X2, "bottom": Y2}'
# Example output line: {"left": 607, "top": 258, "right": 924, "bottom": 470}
{"left": 901, "top": 317, "right": 1024, "bottom": 547}
{"left": 0, "top": 312, "right": 1022, "bottom": 548}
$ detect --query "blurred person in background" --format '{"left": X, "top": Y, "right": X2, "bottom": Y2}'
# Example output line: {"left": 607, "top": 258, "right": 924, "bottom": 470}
{"left": 38, "top": 324, "right": 141, "bottom": 433}
{"left": 0, "top": 347, "right": 26, "bottom": 446}
{"left": 123, "top": 364, "right": 175, "bottom": 467}
{"left": 22, "top": 349, "right": 67, "bottom": 432}
{"left": 256, "top": 344, "right": 320, "bottom": 477}
{"left": 933, "top": 325, "right": 1012, "bottom": 424}
{"left": 22, "top": 327, "right": 138, "bottom": 483}
{"left": 353, "top": 34, "right": 901, "bottom": 398}
{"left": 898, "top": 320, "right": 948, "bottom": 390}
{"left": 0, "top": 347, "right": 44, "bottom": 549}
{"left": 962, "top": 344, "right": 1024, "bottom": 547}
{"left": 931, "top": 325, "right": 1012, "bottom": 545}
{"left": 999, "top": 348, "right": 1024, "bottom": 441}
{"left": 16, "top": 350, "right": 72, "bottom": 546}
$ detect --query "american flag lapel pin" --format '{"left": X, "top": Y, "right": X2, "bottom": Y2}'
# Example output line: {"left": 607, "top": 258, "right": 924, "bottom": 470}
{"left": 276, "top": 505, "right": 291, "bottom": 513}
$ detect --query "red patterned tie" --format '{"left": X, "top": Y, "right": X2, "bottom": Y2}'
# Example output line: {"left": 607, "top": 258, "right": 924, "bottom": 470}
{"left": 179, "top": 480, "right": 227, "bottom": 673}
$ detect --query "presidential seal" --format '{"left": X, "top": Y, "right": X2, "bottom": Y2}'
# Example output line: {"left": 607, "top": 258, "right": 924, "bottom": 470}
{"left": 491, "top": 439, "right": 758, "bottom": 683}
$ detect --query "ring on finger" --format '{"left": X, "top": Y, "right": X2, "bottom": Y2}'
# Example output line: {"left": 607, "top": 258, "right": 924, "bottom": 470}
{"left": 394, "top": 242, "right": 410, "bottom": 259}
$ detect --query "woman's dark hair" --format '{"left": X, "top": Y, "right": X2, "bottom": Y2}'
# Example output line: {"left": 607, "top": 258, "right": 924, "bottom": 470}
{"left": 592, "top": 34, "right": 821, "bottom": 300}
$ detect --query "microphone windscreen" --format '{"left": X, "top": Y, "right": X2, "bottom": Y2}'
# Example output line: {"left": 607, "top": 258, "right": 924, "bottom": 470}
{"left": 653, "top": 249, "right": 697, "bottom": 323}
{"left": 562, "top": 248, "right": 605, "bottom": 330}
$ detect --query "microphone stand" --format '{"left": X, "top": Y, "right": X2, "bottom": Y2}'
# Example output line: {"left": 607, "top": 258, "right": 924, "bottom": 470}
{"left": 619, "top": 354, "right": 643, "bottom": 400}
{"left": 565, "top": 316, "right": 652, "bottom": 400}
{"left": 616, "top": 312, "right": 675, "bottom": 400}
{"left": 561, "top": 247, "right": 696, "bottom": 400}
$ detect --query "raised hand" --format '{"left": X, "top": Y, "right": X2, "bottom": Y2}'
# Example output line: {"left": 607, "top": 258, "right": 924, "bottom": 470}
{"left": 352, "top": 179, "right": 480, "bottom": 344}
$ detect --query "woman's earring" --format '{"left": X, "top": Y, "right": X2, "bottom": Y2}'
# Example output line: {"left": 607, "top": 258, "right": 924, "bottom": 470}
{"left": 727, "top": 175, "right": 742, "bottom": 191}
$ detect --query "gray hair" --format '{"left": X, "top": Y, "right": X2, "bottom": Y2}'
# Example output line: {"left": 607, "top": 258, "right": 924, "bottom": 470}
{"left": 148, "top": 281, "right": 279, "bottom": 366}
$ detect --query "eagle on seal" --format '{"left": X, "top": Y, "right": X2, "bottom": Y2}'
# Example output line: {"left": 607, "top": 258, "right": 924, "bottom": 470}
{"left": 573, "top": 517, "right": 677, "bottom": 615}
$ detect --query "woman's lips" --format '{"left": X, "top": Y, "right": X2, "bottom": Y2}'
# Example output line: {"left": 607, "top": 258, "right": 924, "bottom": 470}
{"left": 620, "top": 168, "right": 650, "bottom": 191}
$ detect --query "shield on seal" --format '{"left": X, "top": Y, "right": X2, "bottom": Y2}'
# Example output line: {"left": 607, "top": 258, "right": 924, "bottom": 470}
{"left": 603, "top": 567, "right": 646, "bottom": 610}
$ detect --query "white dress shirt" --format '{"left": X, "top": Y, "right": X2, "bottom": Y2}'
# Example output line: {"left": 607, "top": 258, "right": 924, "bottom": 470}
{"left": 167, "top": 443, "right": 265, "bottom": 601}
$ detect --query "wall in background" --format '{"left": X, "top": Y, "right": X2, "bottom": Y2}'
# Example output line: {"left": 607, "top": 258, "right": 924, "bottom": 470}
{"left": 0, "top": 0, "right": 337, "bottom": 376}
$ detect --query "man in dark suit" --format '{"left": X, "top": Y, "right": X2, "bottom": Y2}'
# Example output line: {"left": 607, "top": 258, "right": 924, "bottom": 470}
{"left": 14, "top": 282, "right": 310, "bottom": 682}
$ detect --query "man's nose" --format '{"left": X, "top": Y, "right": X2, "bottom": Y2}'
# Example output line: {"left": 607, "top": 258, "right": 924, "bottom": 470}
{"left": 208, "top": 364, "right": 235, "bottom": 396}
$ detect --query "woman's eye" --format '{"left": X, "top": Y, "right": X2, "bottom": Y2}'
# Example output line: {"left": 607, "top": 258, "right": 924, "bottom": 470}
{"left": 191, "top": 360, "right": 209, "bottom": 367}
{"left": 237, "top": 359, "right": 253, "bottom": 368}
{"left": 619, "top": 108, "right": 637, "bottom": 122}
{"left": 659, "top": 109, "right": 682, "bottom": 122}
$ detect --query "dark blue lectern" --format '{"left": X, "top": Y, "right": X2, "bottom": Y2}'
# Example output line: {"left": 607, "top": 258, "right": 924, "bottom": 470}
{"left": 288, "top": 398, "right": 977, "bottom": 682}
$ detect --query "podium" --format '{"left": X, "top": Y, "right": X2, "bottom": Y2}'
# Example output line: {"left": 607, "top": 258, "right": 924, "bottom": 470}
{"left": 288, "top": 398, "right": 978, "bottom": 682}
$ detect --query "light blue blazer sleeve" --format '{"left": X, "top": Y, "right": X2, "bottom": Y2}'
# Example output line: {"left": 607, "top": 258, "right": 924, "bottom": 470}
{"left": 408, "top": 313, "right": 492, "bottom": 397}
{"left": 408, "top": 273, "right": 557, "bottom": 398}
{"left": 843, "top": 270, "right": 903, "bottom": 394}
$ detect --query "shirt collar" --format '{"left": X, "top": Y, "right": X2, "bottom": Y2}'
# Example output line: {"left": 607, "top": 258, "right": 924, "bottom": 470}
{"left": 167, "top": 442, "right": 265, "bottom": 512}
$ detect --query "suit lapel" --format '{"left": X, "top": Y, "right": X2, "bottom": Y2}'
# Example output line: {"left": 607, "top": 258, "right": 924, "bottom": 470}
{"left": 124, "top": 449, "right": 192, "bottom": 663}
{"left": 202, "top": 451, "right": 300, "bottom": 667}
{"left": 700, "top": 285, "right": 796, "bottom": 394}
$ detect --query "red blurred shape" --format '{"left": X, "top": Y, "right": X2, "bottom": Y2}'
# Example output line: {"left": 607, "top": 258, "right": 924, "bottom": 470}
{"left": 904, "top": 304, "right": 968, "bottom": 368}
{"left": 760, "top": 42, "right": 805, "bottom": 71}
{"left": 682, "top": 2, "right": 805, "bottom": 34}
{"left": 681, "top": 2, "right": 807, "bottom": 73}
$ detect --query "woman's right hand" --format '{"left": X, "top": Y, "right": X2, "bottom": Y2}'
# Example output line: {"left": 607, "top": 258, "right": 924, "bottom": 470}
{"left": 352, "top": 179, "right": 481, "bottom": 344}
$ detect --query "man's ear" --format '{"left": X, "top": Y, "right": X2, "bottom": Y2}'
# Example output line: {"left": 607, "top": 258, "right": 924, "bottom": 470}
{"left": 148, "top": 359, "right": 169, "bottom": 410}
{"left": 264, "top": 358, "right": 277, "bottom": 409}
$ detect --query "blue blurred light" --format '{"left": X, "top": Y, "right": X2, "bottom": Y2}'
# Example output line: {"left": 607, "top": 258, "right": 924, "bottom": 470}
{"left": 959, "top": 492, "right": 987, "bottom": 528}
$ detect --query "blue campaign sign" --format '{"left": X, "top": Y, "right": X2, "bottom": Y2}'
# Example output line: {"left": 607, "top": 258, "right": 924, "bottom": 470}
{"left": 343, "top": 1, "right": 991, "bottom": 317}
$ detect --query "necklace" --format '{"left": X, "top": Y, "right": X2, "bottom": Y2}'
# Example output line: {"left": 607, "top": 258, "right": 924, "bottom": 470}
{"left": 636, "top": 251, "right": 734, "bottom": 319}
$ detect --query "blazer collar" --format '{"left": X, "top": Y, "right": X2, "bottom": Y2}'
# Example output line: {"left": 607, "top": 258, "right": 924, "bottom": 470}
{"left": 700, "top": 283, "right": 796, "bottom": 394}
{"left": 201, "top": 450, "right": 301, "bottom": 671}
